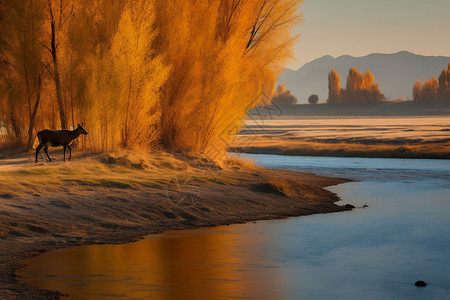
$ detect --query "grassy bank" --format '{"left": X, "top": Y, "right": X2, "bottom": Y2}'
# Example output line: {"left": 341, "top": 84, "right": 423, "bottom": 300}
{"left": 231, "top": 136, "right": 450, "bottom": 159}
{"left": 231, "top": 116, "right": 450, "bottom": 159}
{"left": 0, "top": 151, "right": 351, "bottom": 299}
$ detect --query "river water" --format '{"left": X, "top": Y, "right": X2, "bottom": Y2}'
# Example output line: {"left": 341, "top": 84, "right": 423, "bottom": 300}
{"left": 18, "top": 155, "right": 450, "bottom": 299}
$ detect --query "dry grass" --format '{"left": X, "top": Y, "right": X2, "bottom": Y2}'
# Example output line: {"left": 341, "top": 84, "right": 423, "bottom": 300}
{"left": 264, "top": 178, "right": 296, "bottom": 197}
{"left": 231, "top": 117, "right": 450, "bottom": 158}
{"left": 231, "top": 136, "right": 450, "bottom": 158}
{"left": 222, "top": 156, "right": 256, "bottom": 170}
{"left": 0, "top": 150, "right": 262, "bottom": 208}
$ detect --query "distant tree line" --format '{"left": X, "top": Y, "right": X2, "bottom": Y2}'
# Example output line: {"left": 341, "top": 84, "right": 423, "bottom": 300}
{"left": 328, "top": 68, "right": 385, "bottom": 104}
{"left": 413, "top": 63, "right": 450, "bottom": 102}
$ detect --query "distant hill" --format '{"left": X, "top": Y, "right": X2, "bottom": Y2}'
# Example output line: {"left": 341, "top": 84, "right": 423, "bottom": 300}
{"left": 279, "top": 51, "right": 450, "bottom": 104}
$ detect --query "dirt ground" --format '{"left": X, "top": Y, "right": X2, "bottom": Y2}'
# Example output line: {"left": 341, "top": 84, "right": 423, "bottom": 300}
{"left": 0, "top": 150, "right": 351, "bottom": 299}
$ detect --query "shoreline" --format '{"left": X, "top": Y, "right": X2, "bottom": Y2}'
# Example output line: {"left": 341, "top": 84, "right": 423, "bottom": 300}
{"left": 0, "top": 151, "right": 352, "bottom": 299}
{"left": 230, "top": 145, "right": 450, "bottom": 159}
{"left": 231, "top": 115, "right": 450, "bottom": 159}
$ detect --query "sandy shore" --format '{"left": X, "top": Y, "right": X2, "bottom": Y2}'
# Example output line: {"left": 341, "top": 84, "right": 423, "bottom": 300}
{"left": 0, "top": 150, "right": 351, "bottom": 299}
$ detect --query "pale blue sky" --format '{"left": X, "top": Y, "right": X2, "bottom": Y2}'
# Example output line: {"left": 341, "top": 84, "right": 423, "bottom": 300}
{"left": 289, "top": 0, "right": 450, "bottom": 70}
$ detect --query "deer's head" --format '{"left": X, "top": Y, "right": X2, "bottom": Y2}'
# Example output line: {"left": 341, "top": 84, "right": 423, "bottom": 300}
{"left": 76, "top": 123, "right": 88, "bottom": 135}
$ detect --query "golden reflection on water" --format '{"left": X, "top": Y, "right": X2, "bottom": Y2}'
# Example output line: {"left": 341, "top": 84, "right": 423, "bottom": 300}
{"left": 19, "top": 225, "right": 286, "bottom": 299}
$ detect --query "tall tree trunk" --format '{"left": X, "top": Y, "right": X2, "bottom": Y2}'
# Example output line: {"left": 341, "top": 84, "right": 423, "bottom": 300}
{"left": 48, "top": 1, "right": 67, "bottom": 129}
{"left": 9, "top": 109, "right": 21, "bottom": 144}
{"left": 27, "top": 75, "right": 42, "bottom": 151}
{"left": 122, "top": 75, "right": 133, "bottom": 148}
{"left": 70, "top": 74, "right": 75, "bottom": 129}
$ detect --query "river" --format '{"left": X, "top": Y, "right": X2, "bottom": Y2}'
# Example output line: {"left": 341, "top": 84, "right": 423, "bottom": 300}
{"left": 18, "top": 154, "right": 450, "bottom": 299}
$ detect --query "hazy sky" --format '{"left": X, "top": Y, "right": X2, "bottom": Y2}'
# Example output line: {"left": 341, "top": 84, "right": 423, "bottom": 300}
{"left": 289, "top": 0, "right": 450, "bottom": 70}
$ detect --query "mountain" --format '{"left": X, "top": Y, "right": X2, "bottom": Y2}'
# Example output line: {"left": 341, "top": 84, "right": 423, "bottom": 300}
{"left": 279, "top": 51, "right": 450, "bottom": 103}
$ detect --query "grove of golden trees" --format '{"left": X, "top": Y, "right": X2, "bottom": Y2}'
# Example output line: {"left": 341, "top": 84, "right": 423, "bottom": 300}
{"left": 271, "top": 83, "right": 298, "bottom": 106}
{"left": 0, "top": 0, "right": 303, "bottom": 157}
{"left": 413, "top": 63, "right": 450, "bottom": 102}
{"left": 328, "top": 68, "right": 385, "bottom": 104}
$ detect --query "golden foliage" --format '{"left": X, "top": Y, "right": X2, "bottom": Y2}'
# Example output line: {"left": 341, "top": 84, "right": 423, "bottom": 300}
{"left": 154, "top": 0, "right": 303, "bottom": 157}
{"left": 438, "top": 68, "right": 449, "bottom": 99}
{"left": 413, "top": 80, "right": 422, "bottom": 102}
{"left": 328, "top": 68, "right": 385, "bottom": 104}
{"left": 422, "top": 77, "right": 439, "bottom": 102}
{"left": 83, "top": 0, "right": 169, "bottom": 151}
{"left": 275, "top": 83, "right": 287, "bottom": 96}
{"left": 0, "top": 0, "right": 303, "bottom": 156}
{"left": 271, "top": 83, "right": 297, "bottom": 105}
{"left": 0, "top": 0, "right": 45, "bottom": 148}
{"left": 414, "top": 63, "right": 450, "bottom": 102}
{"left": 328, "top": 69, "right": 341, "bottom": 103}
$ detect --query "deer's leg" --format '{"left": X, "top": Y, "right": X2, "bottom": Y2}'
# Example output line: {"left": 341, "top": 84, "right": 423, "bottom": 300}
{"left": 44, "top": 146, "right": 52, "bottom": 162}
{"left": 35, "top": 144, "right": 44, "bottom": 163}
{"left": 68, "top": 145, "right": 72, "bottom": 161}
{"left": 63, "top": 145, "right": 67, "bottom": 162}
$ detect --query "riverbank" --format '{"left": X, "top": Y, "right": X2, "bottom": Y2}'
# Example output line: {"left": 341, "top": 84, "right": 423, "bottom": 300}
{"left": 231, "top": 136, "right": 450, "bottom": 159}
{"left": 0, "top": 151, "right": 351, "bottom": 299}
{"left": 230, "top": 116, "right": 450, "bottom": 159}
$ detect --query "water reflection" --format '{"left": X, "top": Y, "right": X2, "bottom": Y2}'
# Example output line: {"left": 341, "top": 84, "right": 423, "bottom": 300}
{"left": 18, "top": 155, "right": 450, "bottom": 299}
{"left": 19, "top": 225, "right": 286, "bottom": 299}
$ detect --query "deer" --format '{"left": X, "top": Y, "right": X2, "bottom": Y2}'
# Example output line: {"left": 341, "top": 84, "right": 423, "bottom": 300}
{"left": 36, "top": 123, "right": 88, "bottom": 163}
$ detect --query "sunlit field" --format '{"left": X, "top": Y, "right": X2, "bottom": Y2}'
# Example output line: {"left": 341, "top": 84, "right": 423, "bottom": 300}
{"left": 231, "top": 116, "right": 450, "bottom": 158}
